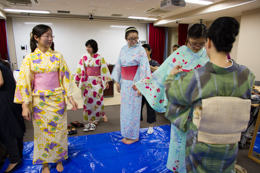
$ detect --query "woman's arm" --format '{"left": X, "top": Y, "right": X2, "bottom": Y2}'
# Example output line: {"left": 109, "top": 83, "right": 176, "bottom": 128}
{"left": 0, "top": 70, "right": 3, "bottom": 88}
{"left": 150, "top": 65, "right": 159, "bottom": 72}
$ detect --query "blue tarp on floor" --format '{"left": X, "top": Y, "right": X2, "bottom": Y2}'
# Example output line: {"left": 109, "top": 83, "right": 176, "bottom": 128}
{"left": 0, "top": 125, "right": 172, "bottom": 173}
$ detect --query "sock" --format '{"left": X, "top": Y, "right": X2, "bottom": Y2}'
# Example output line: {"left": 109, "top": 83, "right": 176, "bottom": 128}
{"left": 147, "top": 126, "right": 154, "bottom": 134}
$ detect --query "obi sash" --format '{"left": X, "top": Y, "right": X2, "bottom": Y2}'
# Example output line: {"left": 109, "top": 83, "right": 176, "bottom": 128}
{"left": 121, "top": 66, "right": 138, "bottom": 80}
{"left": 193, "top": 96, "right": 251, "bottom": 144}
{"left": 34, "top": 71, "right": 60, "bottom": 90}
{"left": 85, "top": 67, "right": 101, "bottom": 76}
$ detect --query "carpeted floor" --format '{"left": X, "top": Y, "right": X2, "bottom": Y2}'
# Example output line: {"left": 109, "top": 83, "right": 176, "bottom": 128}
{"left": 22, "top": 105, "right": 260, "bottom": 173}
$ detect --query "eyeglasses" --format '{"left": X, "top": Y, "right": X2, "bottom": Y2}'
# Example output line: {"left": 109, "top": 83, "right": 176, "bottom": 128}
{"left": 42, "top": 35, "right": 55, "bottom": 39}
{"left": 127, "top": 37, "right": 139, "bottom": 42}
{"left": 189, "top": 41, "right": 205, "bottom": 48}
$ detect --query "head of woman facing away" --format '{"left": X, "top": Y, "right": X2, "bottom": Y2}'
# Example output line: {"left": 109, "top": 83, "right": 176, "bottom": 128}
{"left": 206, "top": 17, "right": 239, "bottom": 58}
{"left": 187, "top": 23, "right": 207, "bottom": 53}
{"left": 142, "top": 44, "right": 152, "bottom": 59}
{"left": 125, "top": 27, "right": 139, "bottom": 48}
{"left": 30, "top": 24, "right": 54, "bottom": 53}
{"left": 85, "top": 39, "right": 98, "bottom": 56}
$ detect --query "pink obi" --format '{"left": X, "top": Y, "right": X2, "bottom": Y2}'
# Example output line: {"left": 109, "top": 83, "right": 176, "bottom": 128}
{"left": 34, "top": 72, "right": 60, "bottom": 90}
{"left": 85, "top": 67, "right": 101, "bottom": 76}
{"left": 121, "top": 66, "right": 138, "bottom": 80}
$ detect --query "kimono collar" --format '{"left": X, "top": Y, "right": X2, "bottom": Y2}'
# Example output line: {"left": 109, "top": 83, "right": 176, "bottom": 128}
{"left": 90, "top": 54, "right": 99, "bottom": 58}
{"left": 181, "top": 46, "right": 206, "bottom": 59}
{"left": 127, "top": 44, "right": 138, "bottom": 49}
{"left": 204, "top": 60, "right": 239, "bottom": 74}
{"left": 34, "top": 48, "right": 53, "bottom": 56}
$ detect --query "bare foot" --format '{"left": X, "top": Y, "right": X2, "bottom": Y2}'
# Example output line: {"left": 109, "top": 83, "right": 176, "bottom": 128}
{"left": 123, "top": 138, "right": 139, "bottom": 145}
{"left": 103, "top": 116, "right": 108, "bottom": 122}
{"left": 56, "top": 162, "right": 64, "bottom": 172}
{"left": 122, "top": 138, "right": 127, "bottom": 143}
{"left": 5, "top": 162, "right": 19, "bottom": 172}
{"left": 94, "top": 122, "right": 98, "bottom": 125}
{"left": 42, "top": 163, "right": 50, "bottom": 173}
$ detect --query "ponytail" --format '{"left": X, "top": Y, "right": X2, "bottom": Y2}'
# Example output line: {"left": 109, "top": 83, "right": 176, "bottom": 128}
{"left": 30, "top": 33, "right": 37, "bottom": 53}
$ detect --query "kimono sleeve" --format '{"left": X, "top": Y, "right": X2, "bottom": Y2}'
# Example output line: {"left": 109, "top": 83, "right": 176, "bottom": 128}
{"left": 100, "top": 57, "right": 112, "bottom": 90}
{"left": 137, "top": 48, "right": 151, "bottom": 81}
{"left": 164, "top": 72, "right": 195, "bottom": 132}
{"left": 59, "top": 54, "right": 78, "bottom": 97}
{"left": 14, "top": 55, "right": 33, "bottom": 108}
{"left": 111, "top": 49, "right": 122, "bottom": 83}
{"left": 135, "top": 53, "right": 177, "bottom": 113}
{"left": 74, "top": 56, "right": 85, "bottom": 89}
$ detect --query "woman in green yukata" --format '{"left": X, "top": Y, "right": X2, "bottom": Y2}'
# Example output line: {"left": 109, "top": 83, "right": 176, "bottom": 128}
{"left": 164, "top": 17, "right": 255, "bottom": 172}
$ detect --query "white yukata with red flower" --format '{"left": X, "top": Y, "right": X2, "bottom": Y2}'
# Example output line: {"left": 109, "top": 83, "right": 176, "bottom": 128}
{"left": 75, "top": 54, "right": 112, "bottom": 123}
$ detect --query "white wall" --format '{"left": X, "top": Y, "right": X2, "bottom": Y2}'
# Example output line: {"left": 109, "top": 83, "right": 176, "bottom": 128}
{"left": 10, "top": 17, "right": 147, "bottom": 73}
{"left": 167, "top": 27, "right": 178, "bottom": 56}
{"left": 236, "top": 8, "right": 260, "bottom": 80}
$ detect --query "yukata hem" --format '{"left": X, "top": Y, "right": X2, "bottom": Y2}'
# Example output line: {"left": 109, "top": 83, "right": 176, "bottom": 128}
{"left": 33, "top": 156, "right": 68, "bottom": 165}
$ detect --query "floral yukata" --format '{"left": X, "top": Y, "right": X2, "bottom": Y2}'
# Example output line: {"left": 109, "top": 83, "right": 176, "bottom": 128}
{"left": 14, "top": 48, "right": 78, "bottom": 164}
{"left": 135, "top": 45, "right": 209, "bottom": 113}
{"left": 74, "top": 54, "right": 112, "bottom": 123}
{"left": 112, "top": 44, "right": 150, "bottom": 140}
{"left": 135, "top": 46, "right": 209, "bottom": 172}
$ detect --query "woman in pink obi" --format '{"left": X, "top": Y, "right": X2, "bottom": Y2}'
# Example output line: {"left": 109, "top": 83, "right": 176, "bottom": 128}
{"left": 14, "top": 24, "right": 78, "bottom": 173}
{"left": 75, "top": 39, "right": 112, "bottom": 132}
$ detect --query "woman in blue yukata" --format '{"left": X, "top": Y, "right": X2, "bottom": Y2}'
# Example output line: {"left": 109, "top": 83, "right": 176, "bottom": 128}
{"left": 111, "top": 27, "right": 150, "bottom": 145}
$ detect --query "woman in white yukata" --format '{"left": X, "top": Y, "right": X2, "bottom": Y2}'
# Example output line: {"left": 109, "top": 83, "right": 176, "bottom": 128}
{"left": 111, "top": 27, "right": 151, "bottom": 144}
{"left": 75, "top": 39, "right": 112, "bottom": 131}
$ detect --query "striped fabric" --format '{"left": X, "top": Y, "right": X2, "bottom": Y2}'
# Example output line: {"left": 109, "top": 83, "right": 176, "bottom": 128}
{"left": 164, "top": 60, "right": 255, "bottom": 173}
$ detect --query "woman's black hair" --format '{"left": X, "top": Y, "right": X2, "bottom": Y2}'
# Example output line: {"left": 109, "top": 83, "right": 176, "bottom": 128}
{"left": 173, "top": 44, "right": 180, "bottom": 48}
{"left": 125, "top": 27, "right": 138, "bottom": 39}
{"left": 142, "top": 44, "right": 152, "bottom": 58}
{"left": 51, "top": 42, "right": 55, "bottom": 51}
{"left": 207, "top": 17, "right": 239, "bottom": 53}
{"left": 0, "top": 58, "right": 10, "bottom": 69}
{"left": 188, "top": 23, "right": 207, "bottom": 39}
{"left": 30, "top": 24, "right": 52, "bottom": 53}
{"left": 85, "top": 39, "right": 98, "bottom": 54}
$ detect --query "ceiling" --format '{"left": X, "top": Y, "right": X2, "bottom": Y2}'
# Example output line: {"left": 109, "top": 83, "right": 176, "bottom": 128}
{"left": 0, "top": 0, "right": 260, "bottom": 26}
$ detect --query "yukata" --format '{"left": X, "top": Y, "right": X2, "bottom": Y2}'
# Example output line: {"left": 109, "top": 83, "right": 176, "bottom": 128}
{"left": 74, "top": 54, "right": 112, "bottom": 123}
{"left": 14, "top": 48, "right": 78, "bottom": 164}
{"left": 134, "top": 46, "right": 208, "bottom": 172}
{"left": 112, "top": 44, "right": 150, "bottom": 140}
{"left": 164, "top": 60, "right": 255, "bottom": 172}
{"left": 135, "top": 45, "right": 209, "bottom": 113}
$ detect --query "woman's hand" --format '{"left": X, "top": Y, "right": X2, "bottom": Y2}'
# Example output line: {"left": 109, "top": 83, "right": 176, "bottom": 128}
{"left": 68, "top": 96, "right": 78, "bottom": 111}
{"left": 115, "top": 82, "right": 121, "bottom": 93}
{"left": 70, "top": 100, "right": 78, "bottom": 111}
{"left": 137, "top": 90, "right": 142, "bottom": 97}
{"left": 105, "top": 83, "right": 109, "bottom": 89}
{"left": 169, "top": 65, "right": 183, "bottom": 76}
{"left": 22, "top": 102, "right": 31, "bottom": 121}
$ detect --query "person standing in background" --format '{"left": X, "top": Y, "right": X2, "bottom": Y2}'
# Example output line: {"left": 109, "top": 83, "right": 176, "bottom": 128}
{"left": 172, "top": 44, "right": 180, "bottom": 52}
{"left": 0, "top": 58, "right": 25, "bottom": 173}
{"left": 75, "top": 39, "right": 112, "bottom": 132}
{"left": 141, "top": 44, "right": 160, "bottom": 134}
